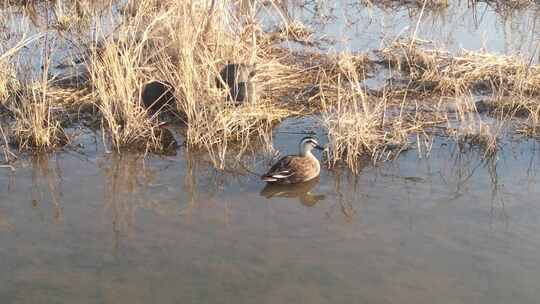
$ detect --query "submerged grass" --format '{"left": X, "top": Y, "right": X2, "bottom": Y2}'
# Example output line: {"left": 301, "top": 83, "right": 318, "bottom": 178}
{"left": 444, "top": 96, "right": 502, "bottom": 158}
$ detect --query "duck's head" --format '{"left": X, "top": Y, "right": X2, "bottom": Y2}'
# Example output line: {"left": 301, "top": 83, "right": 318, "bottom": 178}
{"left": 299, "top": 136, "right": 325, "bottom": 156}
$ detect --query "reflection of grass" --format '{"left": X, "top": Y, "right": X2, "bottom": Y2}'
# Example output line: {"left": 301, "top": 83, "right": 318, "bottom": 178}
{"left": 30, "top": 153, "right": 63, "bottom": 223}
{"left": 366, "top": 0, "right": 535, "bottom": 12}
{"left": 0, "top": 212, "right": 13, "bottom": 231}
{"left": 102, "top": 154, "right": 145, "bottom": 236}
{"left": 449, "top": 122, "right": 500, "bottom": 159}
{"left": 99, "top": 151, "right": 243, "bottom": 233}
{"left": 365, "top": 0, "right": 449, "bottom": 10}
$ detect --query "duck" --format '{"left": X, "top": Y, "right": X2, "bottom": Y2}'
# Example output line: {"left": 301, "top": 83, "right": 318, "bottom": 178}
{"left": 261, "top": 137, "right": 325, "bottom": 184}
{"left": 216, "top": 63, "right": 257, "bottom": 104}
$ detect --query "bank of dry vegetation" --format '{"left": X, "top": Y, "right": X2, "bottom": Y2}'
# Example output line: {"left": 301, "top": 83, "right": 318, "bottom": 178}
{"left": 0, "top": 0, "right": 539, "bottom": 171}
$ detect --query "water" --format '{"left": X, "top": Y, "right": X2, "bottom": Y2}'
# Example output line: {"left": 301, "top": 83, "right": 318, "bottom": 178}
{"left": 270, "top": 0, "right": 540, "bottom": 56}
{"left": 3, "top": 1, "right": 540, "bottom": 302}
{"left": 1, "top": 122, "right": 540, "bottom": 303}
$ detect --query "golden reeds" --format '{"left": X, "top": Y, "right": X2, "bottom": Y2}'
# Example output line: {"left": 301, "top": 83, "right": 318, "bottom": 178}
{"left": 0, "top": 60, "right": 15, "bottom": 104}
{"left": 2, "top": 0, "right": 540, "bottom": 171}
{"left": 109, "top": 0, "right": 302, "bottom": 163}
{"left": 382, "top": 39, "right": 540, "bottom": 97}
{"left": 87, "top": 33, "right": 161, "bottom": 152}
{"left": 322, "top": 54, "right": 422, "bottom": 171}
{"left": 11, "top": 82, "right": 69, "bottom": 151}
{"left": 0, "top": 33, "right": 42, "bottom": 104}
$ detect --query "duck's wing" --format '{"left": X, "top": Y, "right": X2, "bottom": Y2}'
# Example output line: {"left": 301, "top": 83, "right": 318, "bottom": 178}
{"left": 261, "top": 156, "right": 297, "bottom": 182}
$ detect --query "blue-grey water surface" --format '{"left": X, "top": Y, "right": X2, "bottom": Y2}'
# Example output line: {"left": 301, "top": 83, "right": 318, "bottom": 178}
{"left": 1, "top": 119, "right": 540, "bottom": 303}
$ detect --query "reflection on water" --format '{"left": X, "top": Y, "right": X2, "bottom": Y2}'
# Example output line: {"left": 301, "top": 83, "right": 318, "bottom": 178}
{"left": 100, "top": 154, "right": 157, "bottom": 237}
{"left": 1, "top": 137, "right": 540, "bottom": 303}
{"left": 260, "top": 177, "right": 325, "bottom": 207}
{"left": 30, "top": 154, "right": 63, "bottom": 223}
{"left": 328, "top": 167, "right": 364, "bottom": 221}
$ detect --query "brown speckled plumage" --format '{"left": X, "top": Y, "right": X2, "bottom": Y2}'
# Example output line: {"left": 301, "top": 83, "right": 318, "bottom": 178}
{"left": 261, "top": 137, "right": 324, "bottom": 184}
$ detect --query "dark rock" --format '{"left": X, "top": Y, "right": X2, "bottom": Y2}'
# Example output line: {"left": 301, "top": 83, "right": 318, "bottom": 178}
{"left": 141, "top": 81, "right": 176, "bottom": 112}
{"left": 216, "top": 63, "right": 257, "bottom": 103}
{"left": 475, "top": 100, "right": 490, "bottom": 114}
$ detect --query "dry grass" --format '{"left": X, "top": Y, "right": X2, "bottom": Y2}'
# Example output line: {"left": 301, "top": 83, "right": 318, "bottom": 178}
{"left": 275, "top": 20, "right": 315, "bottom": 45}
{"left": 320, "top": 46, "right": 513, "bottom": 168}
{"left": 516, "top": 99, "right": 540, "bottom": 137}
{"left": 11, "top": 83, "right": 68, "bottom": 151}
{"left": 322, "top": 91, "right": 443, "bottom": 170}
{"left": 98, "top": 0, "right": 306, "bottom": 163}
{"left": 279, "top": 51, "right": 372, "bottom": 108}
{"left": 0, "top": 60, "right": 15, "bottom": 104}
{"left": 0, "top": 33, "right": 42, "bottom": 104}
{"left": 0, "top": 36, "right": 18, "bottom": 104}
{"left": 80, "top": 0, "right": 293, "bottom": 156}
{"left": 2, "top": 0, "right": 310, "bottom": 160}
{"left": 87, "top": 32, "right": 162, "bottom": 153}
{"left": 2, "top": 0, "right": 540, "bottom": 171}
{"left": 380, "top": 39, "right": 540, "bottom": 149}
{"left": 321, "top": 54, "right": 435, "bottom": 171}
{"left": 382, "top": 39, "right": 540, "bottom": 97}
{"left": 366, "top": 0, "right": 535, "bottom": 11}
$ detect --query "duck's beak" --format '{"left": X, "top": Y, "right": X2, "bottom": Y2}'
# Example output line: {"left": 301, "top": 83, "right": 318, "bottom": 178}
{"left": 315, "top": 144, "right": 325, "bottom": 151}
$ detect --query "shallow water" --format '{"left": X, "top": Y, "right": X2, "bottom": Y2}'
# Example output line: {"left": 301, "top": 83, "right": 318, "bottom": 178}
{"left": 2, "top": 120, "right": 540, "bottom": 303}
{"left": 3, "top": 0, "right": 540, "bottom": 78}
{"left": 270, "top": 0, "right": 540, "bottom": 56}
